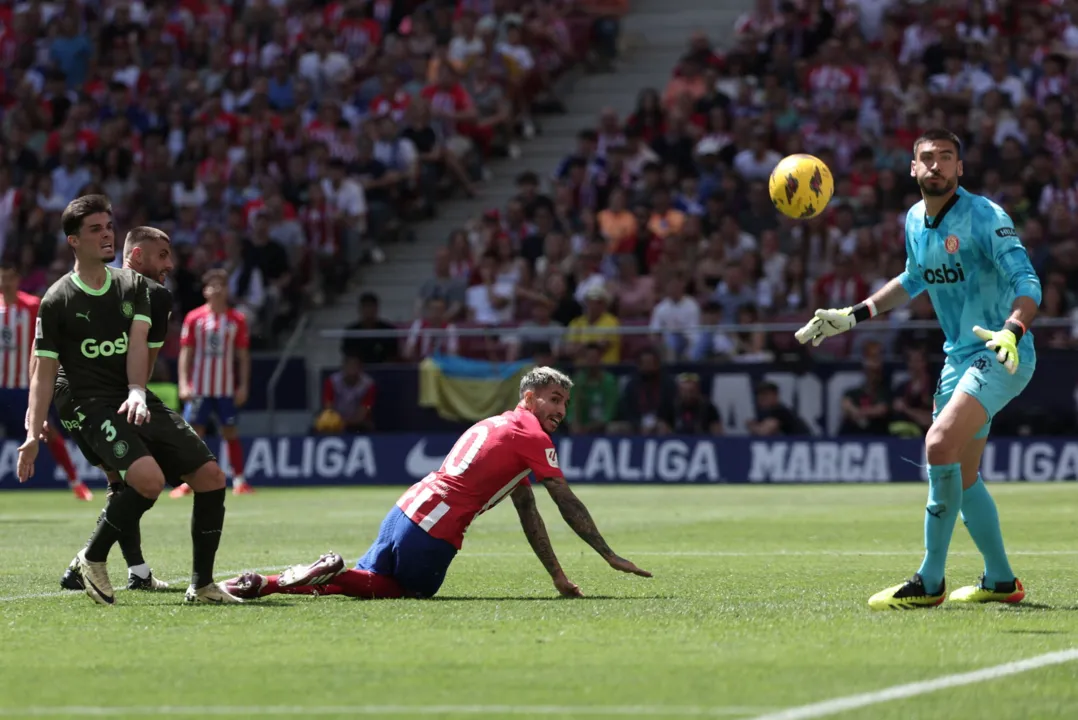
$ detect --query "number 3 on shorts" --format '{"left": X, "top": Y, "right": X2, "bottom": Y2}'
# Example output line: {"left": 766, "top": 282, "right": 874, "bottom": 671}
{"left": 100, "top": 419, "right": 117, "bottom": 442}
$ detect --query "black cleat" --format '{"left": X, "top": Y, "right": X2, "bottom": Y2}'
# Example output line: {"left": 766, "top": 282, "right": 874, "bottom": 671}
{"left": 127, "top": 571, "right": 170, "bottom": 591}
{"left": 60, "top": 557, "right": 85, "bottom": 591}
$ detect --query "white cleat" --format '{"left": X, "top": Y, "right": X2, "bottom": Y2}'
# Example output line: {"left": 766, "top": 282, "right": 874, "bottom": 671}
{"left": 184, "top": 582, "right": 244, "bottom": 604}
{"left": 278, "top": 552, "right": 345, "bottom": 588}
{"left": 76, "top": 549, "right": 115, "bottom": 605}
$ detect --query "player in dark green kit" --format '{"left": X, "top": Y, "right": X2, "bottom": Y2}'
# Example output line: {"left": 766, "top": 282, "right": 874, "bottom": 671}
{"left": 17, "top": 195, "right": 241, "bottom": 605}
{"left": 53, "top": 226, "right": 180, "bottom": 592}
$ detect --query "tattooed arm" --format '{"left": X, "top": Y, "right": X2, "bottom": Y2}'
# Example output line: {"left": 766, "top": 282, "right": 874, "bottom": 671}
{"left": 540, "top": 476, "right": 652, "bottom": 578}
{"left": 511, "top": 483, "right": 582, "bottom": 597}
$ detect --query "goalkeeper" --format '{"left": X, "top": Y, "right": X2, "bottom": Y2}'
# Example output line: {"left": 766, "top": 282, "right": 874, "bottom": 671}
{"left": 796, "top": 129, "right": 1041, "bottom": 611}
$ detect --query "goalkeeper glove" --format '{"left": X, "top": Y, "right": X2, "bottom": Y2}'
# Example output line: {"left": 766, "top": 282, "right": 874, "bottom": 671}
{"left": 795, "top": 300, "right": 878, "bottom": 347}
{"left": 972, "top": 323, "right": 1023, "bottom": 375}
{"left": 794, "top": 308, "right": 855, "bottom": 347}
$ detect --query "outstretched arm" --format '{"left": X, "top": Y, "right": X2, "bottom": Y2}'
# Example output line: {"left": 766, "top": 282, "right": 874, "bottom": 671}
{"left": 864, "top": 277, "right": 912, "bottom": 318}
{"left": 511, "top": 483, "right": 582, "bottom": 597}
{"left": 539, "top": 476, "right": 652, "bottom": 577}
{"left": 796, "top": 240, "right": 916, "bottom": 347}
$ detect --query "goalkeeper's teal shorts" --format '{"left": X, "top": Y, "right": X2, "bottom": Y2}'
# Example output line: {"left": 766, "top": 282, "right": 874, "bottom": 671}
{"left": 932, "top": 349, "right": 1036, "bottom": 439}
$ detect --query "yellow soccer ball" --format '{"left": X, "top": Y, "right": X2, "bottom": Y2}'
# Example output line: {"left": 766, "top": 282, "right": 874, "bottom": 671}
{"left": 768, "top": 154, "right": 834, "bottom": 219}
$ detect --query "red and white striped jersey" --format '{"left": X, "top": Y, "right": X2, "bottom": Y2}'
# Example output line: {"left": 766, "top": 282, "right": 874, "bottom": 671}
{"left": 396, "top": 406, "right": 563, "bottom": 549}
{"left": 0, "top": 291, "right": 38, "bottom": 389}
{"left": 180, "top": 304, "right": 250, "bottom": 398}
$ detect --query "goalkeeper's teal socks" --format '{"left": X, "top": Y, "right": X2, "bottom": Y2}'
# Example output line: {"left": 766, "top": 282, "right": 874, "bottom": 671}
{"left": 960, "top": 475, "right": 1015, "bottom": 586}
{"left": 916, "top": 463, "right": 963, "bottom": 594}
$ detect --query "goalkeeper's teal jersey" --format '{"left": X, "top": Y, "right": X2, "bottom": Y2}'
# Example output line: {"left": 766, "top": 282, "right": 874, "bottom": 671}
{"left": 898, "top": 186, "right": 1042, "bottom": 363}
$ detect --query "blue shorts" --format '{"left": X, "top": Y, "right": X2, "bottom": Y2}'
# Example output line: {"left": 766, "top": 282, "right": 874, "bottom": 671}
{"left": 356, "top": 506, "right": 458, "bottom": 598}
{"left": 933, "top": 350, "right": 1035, "bottom": 440}
{"left": 184, "top": 397, "right": 238, "bottom": 427}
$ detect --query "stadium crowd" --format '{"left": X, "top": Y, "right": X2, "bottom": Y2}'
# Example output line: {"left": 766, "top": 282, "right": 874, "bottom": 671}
{"left": 383, "top": 0, "right": 1078, "bottom": 372}
{"left": 0, "top": 0, "right": 622, "bottom": 351}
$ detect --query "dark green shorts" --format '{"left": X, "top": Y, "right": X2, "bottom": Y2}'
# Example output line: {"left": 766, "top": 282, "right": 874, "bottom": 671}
{"left": 58, "top": 395, "right": 215, "bottom": 485}
{"left": 54, "top": 384, "right": 106, "bottom": 471}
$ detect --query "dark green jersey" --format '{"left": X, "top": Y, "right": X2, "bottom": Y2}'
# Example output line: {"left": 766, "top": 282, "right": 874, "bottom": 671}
{"left": 52, "top": 273, "right": 173, "bottom": 402}
{"left": 35, "top": 267, "right": 161, "bottom": 403}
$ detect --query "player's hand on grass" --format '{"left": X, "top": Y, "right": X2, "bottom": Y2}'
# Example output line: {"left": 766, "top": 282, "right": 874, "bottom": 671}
{"left": 17, "top": 437, "right": 39, "bottom": 483}
{"left": 553, "top": 571, "right": 584, "bottom": 598}
{"left": 972, "top": 325, "right": 1019, "bottom": 375}
{"left": 119, "top": 385, "right": 150, "bottom": 425}
{"left": 794, "top": 308, "right": 856, "bottom": 347}
{"left": 607, "top": 555, "right": 652, "bottom": 578}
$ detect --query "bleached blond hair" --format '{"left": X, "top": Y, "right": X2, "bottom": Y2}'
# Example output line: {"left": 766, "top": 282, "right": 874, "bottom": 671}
{"left": 519, "top": 366, "right": 573, "bottom": 398}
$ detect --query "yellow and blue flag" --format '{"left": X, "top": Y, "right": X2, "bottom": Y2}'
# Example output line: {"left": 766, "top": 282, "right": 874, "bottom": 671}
{"left": 418, "top": 354, "right": 533, "bottom": 422}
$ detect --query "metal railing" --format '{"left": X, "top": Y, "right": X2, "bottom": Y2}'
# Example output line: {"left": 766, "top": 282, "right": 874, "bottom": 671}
{"left": 319, "top": 317, "right": 1077, "bottom": 339}
{"left": 267, "top": 313, "right": 311, "bottom": 434}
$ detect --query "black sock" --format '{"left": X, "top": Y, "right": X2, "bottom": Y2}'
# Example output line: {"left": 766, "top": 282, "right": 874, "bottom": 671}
{"left": 84, "top": 490, "right": 157, "bottom": 563}
{"left": 191, "top": 488, "right": 226, "bottom": 589}
{"left": 86, "top": 506, "right": 107, "bottom": 549}
{"left": 84, "top": 482, "right": 126, "bottom": 549}
{"left": 98, "top": 484, "right": 146, "bottom": 568}
{"left": 118, "top": 517, "right": 146, "bottom": 569}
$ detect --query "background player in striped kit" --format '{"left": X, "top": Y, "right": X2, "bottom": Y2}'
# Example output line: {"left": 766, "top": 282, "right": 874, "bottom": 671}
{"left": 0, "top": 260, "right": 90, "bottom": 501}
{"left": 170, "top": 269, "right": 252, "bottom": 498}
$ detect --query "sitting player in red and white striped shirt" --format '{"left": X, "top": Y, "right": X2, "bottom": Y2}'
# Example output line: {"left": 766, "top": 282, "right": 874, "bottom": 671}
{"left": 225, "top": 367, "right": 652, "bottom": 599}
{"left": 170, "top": 269, "right": 252, "bottom": 497}
{"left": 0, "top": 260, "right": 91, "bottom": 501}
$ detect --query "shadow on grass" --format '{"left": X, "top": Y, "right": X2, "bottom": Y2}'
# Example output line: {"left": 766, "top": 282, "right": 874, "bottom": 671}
{"left": 997, "top": 602, "right": 1078, "bottom": 613}
{"left": 1001, "top": 629, "right": 1069, "bottom": 635}
{"left": 153, "top": 599, "right": 300, "bottom": 607}
{"left": 430, "top": 595, "right": 675, "bottom": 602}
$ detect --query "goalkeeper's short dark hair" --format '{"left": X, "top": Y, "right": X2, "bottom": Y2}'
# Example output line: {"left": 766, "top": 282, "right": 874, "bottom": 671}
{"left": 912, "top": 129, "right": 963, "bottom": 158}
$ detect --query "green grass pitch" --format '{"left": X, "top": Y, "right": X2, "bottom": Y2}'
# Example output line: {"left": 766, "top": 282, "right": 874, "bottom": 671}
{"left": 1, "top": 484, "right": 1077, "bottom": 719}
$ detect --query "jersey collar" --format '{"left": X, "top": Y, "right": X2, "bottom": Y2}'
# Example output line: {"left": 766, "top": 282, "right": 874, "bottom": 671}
{"left": 924, "top": 187, "right": 962, "bottom": 229}
{"left": 69, "top": 266, "right": 112, "bottom": 296}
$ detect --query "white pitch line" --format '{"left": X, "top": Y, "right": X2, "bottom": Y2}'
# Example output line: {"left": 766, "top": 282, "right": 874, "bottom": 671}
{"left": 745, "top": 648, "right": 1078, "bottom": 720}
{"left": 0, "top": 564, "right": 295, "bottom": 604}
{"left": 0, "top": 705, "right": 771, "bottom": 717}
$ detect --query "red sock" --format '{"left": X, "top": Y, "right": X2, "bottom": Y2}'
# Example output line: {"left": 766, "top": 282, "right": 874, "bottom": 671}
{"left": 226, "top": 438, "right": 245, "bottom": 481}
{"left": 329, "top": 569, "right": 406, "bottom": 599}
{"left": 258, "top": 570, "right": 404, "bottom": 599}
{"left": 47, "top": 434, "right": 78, "bottom": 486}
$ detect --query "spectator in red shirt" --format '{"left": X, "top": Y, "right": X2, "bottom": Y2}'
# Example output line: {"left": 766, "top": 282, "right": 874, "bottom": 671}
{"left": 813, "top": 253, "right": 867, "bottom": 311}
{"left": 422, "top": 63, "right": 479, "bottom": 160}
{"left": 321, "top": 356, "right": 377, "bottom": 433}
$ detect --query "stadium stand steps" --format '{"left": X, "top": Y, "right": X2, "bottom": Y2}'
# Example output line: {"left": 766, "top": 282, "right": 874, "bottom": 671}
{"left": 275, "top": 0, "right": 755, "bottom": 435}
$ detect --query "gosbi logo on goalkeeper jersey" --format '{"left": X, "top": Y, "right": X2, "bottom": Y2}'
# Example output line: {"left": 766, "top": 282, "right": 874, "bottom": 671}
{"left": 922, "top": 263, "right": 965, "bottom": 285}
